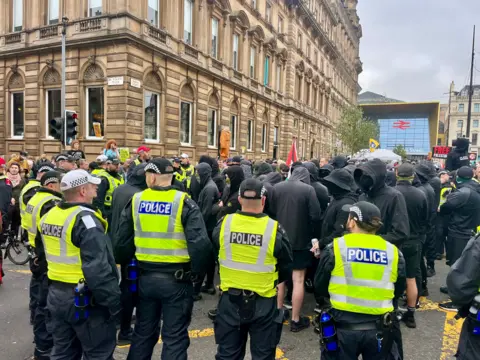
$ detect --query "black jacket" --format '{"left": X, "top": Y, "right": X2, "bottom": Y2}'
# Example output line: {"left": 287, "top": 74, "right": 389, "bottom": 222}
{"left": 212, "top": 211, "right": 293, "bottom": 284}
{"left": 447, "top": 234, "right": 480, "bottom": 306}
{"left": 263, "top": 172, "right": 283, "bottom": 218}
{"left": 413, "top": 173, "right": 436, "bottom": 241}
{"left": 196, "top": 163, "right": 220, "bottom": 233}
{"left": 385, "top": 171, "right": 397, "bottom": 187}
{"left": 355, "top": 159, "right": 410, "bottom": 246}
{"left": 269, "top": 167, "right": 322, "bottom": 250}
{"left": 395, "top": 180, "right": 429, "bottom": 243}
{"left": 320, "top": 191, "right": 357, "bottom": 248}
{"left": 314, "top": 239, "right": 406, "bottom": 323}
{"left": 331, "top": 155, "right": 348, "bottom": 169}
{"left": 36, "top": 201, "right": 121, "bottom": 316}
{"left": 0, "top": 176, "right": 12, "bottom": 219}
{"left": 215, "top": 165, "right": 244, "bottom": 221}
{"left": 114, "top": 185, "right": 213, "bottom": 276}
{"left": 303, "top": 162, "right": 330, "bottom": 212}
{"left": 109, "top": 165, "right": 147, "bottom": 241}
{"left": 198, "top": 155, "right": 225, "bottom": 196}
{"left": 446, "top": 138, "right": 470, "bottom": 171}
{"left": 440, "top": 180, "right": 480, "bottom": 237}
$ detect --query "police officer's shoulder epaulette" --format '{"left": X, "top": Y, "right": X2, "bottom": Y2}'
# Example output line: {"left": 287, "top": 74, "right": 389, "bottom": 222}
{"left": 326, "top": 243, "right": 334, "bottom": 250}
{"left": 183, "top": 196, "right": 198, "bottom": 211}
{"left": 277, "top": 223, "right": 288, "bottom": 237}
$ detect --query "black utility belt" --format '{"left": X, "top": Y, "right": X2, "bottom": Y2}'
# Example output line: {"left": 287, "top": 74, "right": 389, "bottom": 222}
{"left": 227, "top": 288, "right": 259, "bottom": 298}
{"left": 141, "top": 268, "right": 193, "bottom": 282}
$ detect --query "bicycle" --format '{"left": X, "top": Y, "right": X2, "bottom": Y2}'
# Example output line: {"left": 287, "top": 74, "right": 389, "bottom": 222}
{"left": 1, "top": 228, "right": 33, "bottom": 265}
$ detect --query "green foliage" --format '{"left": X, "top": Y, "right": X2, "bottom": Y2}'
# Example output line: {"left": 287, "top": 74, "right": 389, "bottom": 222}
{"left": 392, "top": 144, "right": 408, "bottom": 160}
{"left": 336, "top": 106, "right": 379, "bottom": 155}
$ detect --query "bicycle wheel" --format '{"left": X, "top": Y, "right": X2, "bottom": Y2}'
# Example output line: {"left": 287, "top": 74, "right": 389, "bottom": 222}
{"left": 6, "top": 240, "right": 30, "bottom": 265}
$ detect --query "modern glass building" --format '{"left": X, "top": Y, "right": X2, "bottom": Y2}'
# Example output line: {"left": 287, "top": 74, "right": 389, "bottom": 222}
{"left": 360, "top": 101, "right": 440, "bottom": 156}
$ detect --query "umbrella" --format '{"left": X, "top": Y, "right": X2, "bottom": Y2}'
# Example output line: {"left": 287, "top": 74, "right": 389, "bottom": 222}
{"left": 363, "top": 149, "right": 402, "bottom": 162}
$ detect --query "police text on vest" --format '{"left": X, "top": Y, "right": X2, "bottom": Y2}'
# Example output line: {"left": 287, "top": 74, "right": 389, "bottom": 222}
{"left": 346, "top": 248, "right": 388, "bottom": 265}
{"left": 138, "top": 201, "right": 173, "bottom": 215}
{"left": 230, "top": 232, "right": 263, "bottom": 246}
{"left": 41, "top": 223, "right": 64, "bottom": 238}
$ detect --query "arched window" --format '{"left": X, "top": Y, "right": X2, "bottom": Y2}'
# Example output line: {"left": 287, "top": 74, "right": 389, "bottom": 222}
{"left": 83, "top": 63, "right": 105, "bottom": 139}
{"left": 8, "top": 72, "right": 25, "bottom": 138}
{"left": 43, "top": 68, "right": 62, "bottom": 139}
{"left": 261, "top": 112, "right": 269, "bottom": 152}
{"left": 247, "top": 106, "right": 255, "bottom": 151}
{"left": 208, "top": 93, "right": 220, "bottom": 147}
{"left": 144, "top": 71, "right": 162, "bottom": 142}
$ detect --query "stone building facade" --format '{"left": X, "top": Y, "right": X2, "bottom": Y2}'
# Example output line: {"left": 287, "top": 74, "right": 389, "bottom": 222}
{"left": 0, "top": 0, "right": 362, "bottom": 160}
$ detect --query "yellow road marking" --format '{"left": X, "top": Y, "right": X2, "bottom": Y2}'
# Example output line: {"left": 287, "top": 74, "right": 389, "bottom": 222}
{"left": 8, "top": 269, "right": 30, "bottom": 274}
{"left": 440, "top": 312, "right": 464, "bottom": 360}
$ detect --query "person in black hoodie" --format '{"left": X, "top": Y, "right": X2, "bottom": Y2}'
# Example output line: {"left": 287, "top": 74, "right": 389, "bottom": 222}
{"left": 254, "top": 161, "right": 274, "bottom": 181}
{"left": 446, "top": 137, "right": 470, "bottom": 171}
{"left": 269, "top": 166, "right": 321, "bottom": 332}
{"left": 215, "top": 165, "right": 244, "bottom": 220}
{"left": 262, "top": 171, "right": 283, "bottom": 218}
{"left": 330, "top": 155, "right": 348, "bottom": 169}
{"left": 414, "top": 163, "right": 436, "bottom": 297}
{"left": 424, "top": 161, "right": 441, "bottom": 277}
{"left": 395, "top": 163, "right": 428, "bottom": 328}
{"left": 319, "top": 169, "right": 358, "bottom": 248}
{"left": 198, "top": 155, "right": 225, "bottom": 197}
{"left": 194, "top": 162, "right": 219, "bottom": 299}
{"left": 110, "top": 163, "right": 148, "bottom": 344}
{"left": 354, "top": 158, "right": 410, "bottom": 247}
{"left": 303, "top": 162, "right": 329, "bottom": 213}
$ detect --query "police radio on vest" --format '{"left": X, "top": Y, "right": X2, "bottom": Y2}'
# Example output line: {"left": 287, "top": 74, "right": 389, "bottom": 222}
{"left": 347, "top": 248, "right": 388, "bottom": 265}
{"left": 138, "top": 201, "right": 173, "bottom": 215}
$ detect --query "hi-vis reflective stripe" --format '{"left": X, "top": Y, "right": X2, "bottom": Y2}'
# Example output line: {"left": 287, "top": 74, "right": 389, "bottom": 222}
{"left": 28, "top": 195, "right": 57, "bottom": 234}
{"left": 220, "top": 214, "right": 276, "bottom": 273}
{"left": 133, "top": 191, "right": 186, "bottom": 241}
{"left": 40, "top": 206, "right": 95, "bottom": 265}
{"left": 329, "top": 294, "right": 393, "bottom": 309}
{"left": 335, "top": 236, "right": 394, "bottom": 308}
{"left": 135, "top": 247, "right": 189, "bottom": 256}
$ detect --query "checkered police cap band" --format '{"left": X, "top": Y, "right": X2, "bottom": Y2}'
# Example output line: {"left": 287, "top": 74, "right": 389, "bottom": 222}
{"left": 56, "top": 155, "right": 68, "bottom": 161}
{"left": 350, "top": 206, "right": 363, "bottom": 222}
{"left": 61, "top": 175, "right": 88, "bottom": 189}
{"left": 261, "top": 186, "right": 266, "bottom": 197}
{"left": 44, "top": 177, "right": 60, "bottom": 186}
{"left": 144, "top": 162, "right": 161, "bottom": 174}
{"left": 38, "top": 166, "right": 54, "bottom": 173}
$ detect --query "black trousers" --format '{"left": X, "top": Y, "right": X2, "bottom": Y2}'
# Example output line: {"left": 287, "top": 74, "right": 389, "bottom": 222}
{"left": 33, "top": 273, "right": 53, "bottom": 359}
{"left": 47, "top": 284, "right": 117, "bottom": 360}
{"left": 435, "top": 215, "right": 448, "bottom": 256}
{"left": 456, "top": 317, "right": 480, "bottom": 360}
{"left": 425, "top": 213, "right": 437, "bottom": 268}
{"left": 214, "top": 294, "right": 282, "bottom": 360}
{"left": 446, "top": 233, "right": 471, "bottom": 267}
{"left": 127, "top": 273, "right": 193, "bottom": 360}
{"left": 119, "top": 263, "right": 137, "bottom": 335}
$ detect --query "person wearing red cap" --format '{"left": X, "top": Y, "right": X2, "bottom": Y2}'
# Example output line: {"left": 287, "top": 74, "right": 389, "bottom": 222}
{"left": 129, "top": 146, "right": 151, "bottom": 180}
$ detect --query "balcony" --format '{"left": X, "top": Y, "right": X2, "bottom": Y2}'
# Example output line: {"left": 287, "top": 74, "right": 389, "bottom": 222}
{"left": 355, "top": 57, "right": 363, "bottom": 74}
{"left": 184, "top": 44, "right": 199, "bottom": 59}
{"left": 250, "top": 78, "right": 259, "bottom": 90}
{"left": 265, "top": 87, "right": 272, "bottom": 95}
{"left": 148, "top": 26, "right": 166, "bottom": 44}
{"left": 5, "top": 32, "right": 21, "bottom": 44}
{"left": 78, "top": 18, "right": 102, "bottom": 32}
{"left": 40, "top": 25, "right": 59, "bottom": 39}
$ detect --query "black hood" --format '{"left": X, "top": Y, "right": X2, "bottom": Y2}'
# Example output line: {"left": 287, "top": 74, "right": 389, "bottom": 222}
{"left": 127, "top": 163, "right": 148, "bottom": 190}
{"left": 199, "top": 155, "right": 219, "bottom": 176}
{"left": 331, "top": 156, "right": 348, "bottom": 169}
{"left": 303, "top": 162, "right": 319, "bottom": 182}
{"left": 290, "top": 167, "right": 311, "bottom": 185}
{"left": 224, "top": 165, "right": 245, "bottom": 194}
{"left": 354, "top": 158, "right": 386, "bottom": 195}
{"left": 263, "top": 172, "right": 282, "bottom": 186}
{"left": 385, "top": 171, "right": 397, "bottom": 187}
{"left": 318, "top": 164, "right": 334, "bottom": 179}
{"left": 414, "top": 162, "right": 433, "bottom": 183}
{"left": 455, "top": 137, "right": 470, "bottom": 152}
{"left": 254, "top": 162, "right": 273, "bottom": 178}
{"left": 196, "top": 163, "right": 212, "bottom": 188}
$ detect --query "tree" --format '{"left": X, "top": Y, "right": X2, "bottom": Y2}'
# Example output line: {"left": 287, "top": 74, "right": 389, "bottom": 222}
{"left": 393, "top": 144, "right": 408, "bottom": 160}
{"left": 336, "top": 106, "right": 379, "bottom": 155}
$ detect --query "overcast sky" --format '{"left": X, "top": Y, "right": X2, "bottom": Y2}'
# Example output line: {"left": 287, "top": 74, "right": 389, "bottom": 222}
{"left": 357, "top": 0, "right": 480, "bottom": 103}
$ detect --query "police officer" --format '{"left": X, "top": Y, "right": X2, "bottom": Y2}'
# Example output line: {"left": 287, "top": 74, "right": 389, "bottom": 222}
{"left": 447, "top": 233, "right": 480, "bottom": 359}
{"left": 314, "top": 201, "right": 406, "bottom": 360}
{"left": 26, "top": 171, "right": 63, "bottom": 360}
{"left": 54, "top": 153, "right": 76, "bottom": 173}
{"left": 114, "top": 158, "right": 212, "bottom": 360}
{"left": 179, "top": 153, "right": 195, "bottom": 179}
{"left": 94, "top": 158, "right": 125, "bottom": 224}
{"left": 213, "top": 178, "right": 293, "bottom": 360}
{"left": 36, "top": 169, "right": 121, "bottom": 359}
{"left": 436, "top": 170, "right": 454, "bottom": 259}
{"left": 19, "top": 161, "right": 55, "bottom": 324}
{"left": 173, "top": 157, "right": 185, "bottom": 183}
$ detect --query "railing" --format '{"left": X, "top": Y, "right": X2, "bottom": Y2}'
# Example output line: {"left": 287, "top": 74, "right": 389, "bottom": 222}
{"left": 40, "top": 25, "right": 58, "bottom": 39}
{"left": 148, "top": 26, "right": 166, "bottom": 43}
{"left": 184, "top": 44, "right": 199, "bottom": 59}
{"left": 79, "top": 18, "right": 102, "bottom": 32}
{"left": 211, "top": 58, "right": 223, "bottom": 71}
{"left": 5, "top": 33, "right": 21, "bottom": 44}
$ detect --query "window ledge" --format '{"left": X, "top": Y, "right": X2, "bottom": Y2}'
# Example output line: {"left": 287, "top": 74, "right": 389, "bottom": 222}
{"left": 145, "top": 139, "right": 161, "bottom": 144}
{"left": 208, "top": 146, "right": 218, "bottom": 149}
{"left": 9, "top": 137, "right": 24, "bottom": 140}
{"left": 180, "top": 143, "right": 193, "bottom": 147}
{"left": 85, "top": 136, "right": 104, "bottom": 141}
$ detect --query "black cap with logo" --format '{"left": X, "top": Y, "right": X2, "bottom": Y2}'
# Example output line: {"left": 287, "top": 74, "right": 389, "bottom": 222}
{"left": 239, "top": 178, "right": 265, "bottom": 199}
{"left": 144, "top": 158, "right": 174, "bottom": 174}
{"left": 342, "top": 201, "right": 383, "bottom": 227}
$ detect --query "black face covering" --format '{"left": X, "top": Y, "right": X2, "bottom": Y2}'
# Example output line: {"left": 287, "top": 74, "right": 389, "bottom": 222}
{"left": 359, "top": 175, "right": 374, "bottom": 192}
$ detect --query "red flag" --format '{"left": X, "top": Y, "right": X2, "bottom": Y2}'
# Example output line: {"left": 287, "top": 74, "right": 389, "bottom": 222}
{"left": 286, "top": 138, "right": 298, "bottom": 166}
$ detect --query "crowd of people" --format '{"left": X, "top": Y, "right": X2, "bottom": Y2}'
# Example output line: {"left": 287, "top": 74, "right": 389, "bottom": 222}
{"left": 0, "top": 137, "right": 479, "bottom": 360}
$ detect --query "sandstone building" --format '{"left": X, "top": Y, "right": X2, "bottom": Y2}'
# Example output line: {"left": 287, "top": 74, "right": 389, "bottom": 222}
{"left": 0, "top": 0, "right": 362, "bottom": 160}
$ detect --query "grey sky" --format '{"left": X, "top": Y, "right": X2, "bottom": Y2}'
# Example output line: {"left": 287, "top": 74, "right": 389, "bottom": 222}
{"left": 357, "top": 0, "right": 480, "bottom": 103}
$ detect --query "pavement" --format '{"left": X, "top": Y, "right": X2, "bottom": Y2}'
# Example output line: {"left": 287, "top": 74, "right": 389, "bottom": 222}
{"left": 0, "top": 258, "right": 462, "bottom": 360}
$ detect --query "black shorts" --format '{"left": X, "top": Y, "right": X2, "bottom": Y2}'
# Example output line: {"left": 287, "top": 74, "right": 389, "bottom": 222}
{"left": 400, "top": 243, "right": 421, "bottom": 279}
{"left": 292, "top": 250, "right": 312, "bottom": 270}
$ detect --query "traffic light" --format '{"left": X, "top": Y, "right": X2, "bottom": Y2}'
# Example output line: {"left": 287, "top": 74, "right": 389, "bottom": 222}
{"left": 65, "top": 110, "right": 78, "bottom": 146}
{"left": 50, "top": 117, "right": 64, "bottom": 143}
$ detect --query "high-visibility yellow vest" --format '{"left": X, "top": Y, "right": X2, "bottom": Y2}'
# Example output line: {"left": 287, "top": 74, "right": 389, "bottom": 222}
{"left": 180, "top": 164, "right": 195, "bottom": 178}
{"left": 20, "top": 180, "right": 41, "bottom": 227}
{"left": 175, "top": 171, "right": 186, "bottom": 183}
{"left": 134, "top": 158, "right": 141, "bottom": 166}
{"left": 219, "top": 213, "right": 278, "bottom": 298}
{"left": 132, "top": 188, "right": 189, "bottom": 263}
{"left": 25, "top": 191, "right": 60, "bottom": 247}
{"left": 329, "top": 234, "right": 399, "bottom": 315}
{"left": 439, "top": 186, "right": 453, "bottom": 208}
{"left": 39, "top": 205, "right": 107, "bottom": 284}
{"left": 92, "top": 169, "right": 124, "bottom": 207}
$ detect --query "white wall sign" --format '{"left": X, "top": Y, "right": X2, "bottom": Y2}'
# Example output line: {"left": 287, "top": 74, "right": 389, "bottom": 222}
{"left": 130, "top": 78, "right": 141, "bottom": 88}
{"left": 108, "top": 76, "right": 124, "bottom": 86}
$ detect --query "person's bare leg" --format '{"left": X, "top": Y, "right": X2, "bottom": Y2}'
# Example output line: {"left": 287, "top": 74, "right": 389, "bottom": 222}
{"left": 406, "top": 278, "right": 418, "bottom": 308}
{"left": 277, "top": 282, "right": 285, "bottom": 309}
{"left": 291, "top": 269, "right": 306, "bottom": 322}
